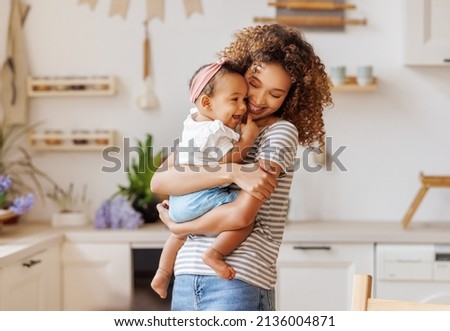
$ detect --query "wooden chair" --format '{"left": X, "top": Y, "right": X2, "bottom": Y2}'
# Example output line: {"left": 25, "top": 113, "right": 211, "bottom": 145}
{"left": 351, "top": 274, "right": 450, "bottom": 311}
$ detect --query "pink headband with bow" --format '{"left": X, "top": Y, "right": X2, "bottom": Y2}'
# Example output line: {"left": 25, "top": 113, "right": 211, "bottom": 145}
{"left": 189, "top": 58, "right": 226, "bottom": 103}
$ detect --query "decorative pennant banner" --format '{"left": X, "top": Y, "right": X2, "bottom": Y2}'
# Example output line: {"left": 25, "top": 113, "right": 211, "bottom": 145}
{"left": 183, "top": 0, "right": 203, "bottom": 18}
{"left": 78, "top": 0, "right": 98, "bottom": 10}
{"left": 109, "top": 0, "right": 130, "bottom": 19}
{"left": 146, "top": 0, "right": 164, "bottom": 22}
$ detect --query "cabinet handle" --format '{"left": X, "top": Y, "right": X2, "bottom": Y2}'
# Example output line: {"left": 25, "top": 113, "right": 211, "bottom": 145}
{"left": 22, "top": 259, "right": 42, "bottom": 268}
{"left": 444, "top": 59, "right": 450, "bottom": 63}
{"left": 293, "top": 246, "right": 331, "bottom": 250}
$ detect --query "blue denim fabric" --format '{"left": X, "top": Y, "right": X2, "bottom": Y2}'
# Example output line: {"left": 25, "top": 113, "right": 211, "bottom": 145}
{"left": 169, "top": 187, "right": 239, "bottom": 223}
{"left": 171, "top": 275, "right": 275, "bottom": 311}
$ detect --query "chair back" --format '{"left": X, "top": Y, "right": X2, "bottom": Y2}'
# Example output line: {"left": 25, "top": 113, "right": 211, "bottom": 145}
{"left": 352, "top": 274, "right": 450, "bottom": 311}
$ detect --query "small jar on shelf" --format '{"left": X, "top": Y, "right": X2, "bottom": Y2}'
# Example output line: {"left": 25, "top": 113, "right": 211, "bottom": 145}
{"left": 72, "top": 130, "right": 91, "bottom": 145}
{"left": 94, "top": 129, "right": 111, "bottom": 145}
{"left": 44, "top": 130, "right": 64, "bottom": 145}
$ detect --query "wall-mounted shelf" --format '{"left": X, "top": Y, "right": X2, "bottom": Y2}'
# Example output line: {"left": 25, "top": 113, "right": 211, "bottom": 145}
{"left": 260, "top": 0, "right": 366, "bottom": 30}
{"left": 253, "top": 16, "right": 366, "bottom": 27}
{"left": 27, "top": 76, "right": 117, "bottom": 97}
{"left": 332, "top": 76, "right": 377, "bottom": 92}
{"left": 268, "top": 1, "right": 356, "bottom": 11}
{"left": 28, "top": 130, "right": 115, "bottom": 151}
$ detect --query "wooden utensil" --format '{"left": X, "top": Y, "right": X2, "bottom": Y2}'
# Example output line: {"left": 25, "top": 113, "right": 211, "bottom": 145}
{"left": 402, "top": 172, "right": 450, "bottom": 229}
{"left": 254, "top": 16, "right": 367, "bottom": 27}
{"left": 136, "top": 21, "right": 158, "bottom": 110}
{"left": 268, "top": 2, "right": 356, "bottom": 10}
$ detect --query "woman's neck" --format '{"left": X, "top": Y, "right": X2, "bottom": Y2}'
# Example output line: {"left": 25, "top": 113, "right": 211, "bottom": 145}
{"left": 255, "top": 115, "right": 280, "bottom": 128}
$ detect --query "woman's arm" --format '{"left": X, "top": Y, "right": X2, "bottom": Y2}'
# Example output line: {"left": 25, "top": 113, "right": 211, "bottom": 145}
{"left": 158, "top": 160, "right": 283, "bottom": 236}
{"left": 151, "top": 153, "right": 277, "bottom": 201}
{"left": 158, "top": 191, "right": 260, "bottom": 236}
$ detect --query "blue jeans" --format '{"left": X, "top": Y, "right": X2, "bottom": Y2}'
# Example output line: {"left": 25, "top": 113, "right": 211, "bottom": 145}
{"left": 169, "top": 187, "right": 238, "bottom": 223}
{"left": 171, "top": 275, "right": 275, "bottom": 311}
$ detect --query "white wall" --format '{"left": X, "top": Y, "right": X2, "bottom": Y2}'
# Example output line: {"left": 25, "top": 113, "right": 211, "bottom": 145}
{"left": 1, "top": 0, "right": 449, "bottom": 223}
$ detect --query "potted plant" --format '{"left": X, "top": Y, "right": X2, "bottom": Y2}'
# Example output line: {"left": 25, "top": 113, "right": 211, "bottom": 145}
{"left": 0, "top": 175, "right": 35, "bottom": 223}
{"left": 117, "top": 134, "right": 165, "bottom": 223}
{"left": 47, "top": 183, "right": 91, "bottom": 227}
{"left": 0, "top": 120, "right": 54, "bottom": 222}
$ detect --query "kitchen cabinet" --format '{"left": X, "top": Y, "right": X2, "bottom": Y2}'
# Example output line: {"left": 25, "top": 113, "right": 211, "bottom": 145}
{"left": 61, "top": 242, "right": 132, "bottom": 310}
{"left": 3, "top": 221, "right": 450, "bottom": 311}
{"left": 404, "top": 0, "right": 450, "bottom": 65}
{"left": 0, "top": 244, "right": 61, "bottom": 310}
{"left": 276, "top": 243, "right": 374, "bottom": 310}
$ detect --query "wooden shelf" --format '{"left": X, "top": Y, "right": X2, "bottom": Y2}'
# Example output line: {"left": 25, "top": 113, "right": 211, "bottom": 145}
{"left": 265, "top": 1, "right": 366, "bottom": 30}
{"left": 332, "top": 76, "right": 377, "bottom": 92}
{"left": 27, "top": 76, "right": 117, "bottom": 97}
{"left": 28, "top": 130, "right": 115, "bottom": 151}
{"left": 268, "top": 1, "right": 356, "bottom": 11}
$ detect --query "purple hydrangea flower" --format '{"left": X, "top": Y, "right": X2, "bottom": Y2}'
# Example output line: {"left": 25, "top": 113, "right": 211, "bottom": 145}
{"left": 10, "top": 193, "right": 35, "bottom": 214}
{"left": 0, "top": 176, "right": 12, "bottom": 194}
{"left": 109, "top": 197, "right": 124, "bottom": 229}
{"left": 94, "top": 196, "right": 143, "bottom": 229}
{"left": 94, "top": 199, "right": 112, "bottom": 229}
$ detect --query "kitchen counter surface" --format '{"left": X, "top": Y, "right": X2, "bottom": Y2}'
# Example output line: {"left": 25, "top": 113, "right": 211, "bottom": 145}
{"left": 282, "top": 220, "right": 450, "bottom": 244}
{"left": 0, "top": 223, "right": 63, "bottom": 267}
{"left": 1, "top": 219, "right": 450, "bottom": 266}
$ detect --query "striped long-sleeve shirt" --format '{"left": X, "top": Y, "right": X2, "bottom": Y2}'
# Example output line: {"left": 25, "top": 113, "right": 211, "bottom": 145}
{"left": 174, "top": 120, "right": 299, "bottom": 289}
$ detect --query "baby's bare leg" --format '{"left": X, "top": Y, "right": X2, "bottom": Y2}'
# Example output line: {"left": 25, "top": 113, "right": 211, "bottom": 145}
{"left": 151, "top": 233, "right": 186, "bottom": 299}
{"left": 203, "top": 223, "right": 254, "bottom": 280}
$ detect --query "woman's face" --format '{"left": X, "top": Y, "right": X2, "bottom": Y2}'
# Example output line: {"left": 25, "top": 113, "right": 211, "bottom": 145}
{"left": 245, "top": 62, "right": 292, "bottom": 125}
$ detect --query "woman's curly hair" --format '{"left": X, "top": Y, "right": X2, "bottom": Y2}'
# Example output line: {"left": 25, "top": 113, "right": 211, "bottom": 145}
{"left": 219, "top": 24, "right": 333, "bottom": 147}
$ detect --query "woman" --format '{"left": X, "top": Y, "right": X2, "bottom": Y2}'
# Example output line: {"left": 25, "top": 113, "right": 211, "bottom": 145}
{"left": 151, "top": 24, "right": 332, "bottom": 310}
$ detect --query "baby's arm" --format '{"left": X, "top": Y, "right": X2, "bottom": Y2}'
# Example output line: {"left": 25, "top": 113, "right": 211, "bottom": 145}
{"left": 221, "top": 115, "right": 259, "bottom": 164}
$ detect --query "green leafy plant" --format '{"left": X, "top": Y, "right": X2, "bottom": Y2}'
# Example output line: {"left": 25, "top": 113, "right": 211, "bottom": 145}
{"left": 116, "top": 134, "right": 165, "bottom": 223}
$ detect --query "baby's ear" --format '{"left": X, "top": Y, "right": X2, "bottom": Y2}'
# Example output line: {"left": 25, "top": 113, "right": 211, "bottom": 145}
{"left": 199, "top": 94, "right": 212, "bottom": 110}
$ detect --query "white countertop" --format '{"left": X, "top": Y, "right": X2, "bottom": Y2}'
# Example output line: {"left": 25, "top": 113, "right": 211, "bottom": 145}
{"left": 282, "top": 220, "right": 450, "bottom": 244}
{"left": 1, "top": 219, "right": 450, "bottom": 266}
{"left": 0, "top": 223, "right": 63, "bottom": 267}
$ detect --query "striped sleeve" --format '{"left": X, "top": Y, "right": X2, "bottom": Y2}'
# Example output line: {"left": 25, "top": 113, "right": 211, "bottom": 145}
{"left": 256, "top": 121, "right": 298, "bottom": 175}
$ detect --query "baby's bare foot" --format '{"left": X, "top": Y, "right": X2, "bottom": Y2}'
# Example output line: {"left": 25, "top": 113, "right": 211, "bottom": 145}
{"left": 203, "top": 247, "right": 236, "bottom": 280}
{"left": 150, "top": 268, "right": 172, "bottom": 299}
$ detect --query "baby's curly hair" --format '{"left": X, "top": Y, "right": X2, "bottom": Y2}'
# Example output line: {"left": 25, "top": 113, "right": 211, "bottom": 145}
{"left": 219, "top": 24, "right": 333, "bottom": 147}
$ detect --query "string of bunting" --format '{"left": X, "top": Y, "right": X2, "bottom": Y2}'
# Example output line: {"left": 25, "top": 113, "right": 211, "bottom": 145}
{"left": 78, "top": 0, "right": 203, "bottom": 20}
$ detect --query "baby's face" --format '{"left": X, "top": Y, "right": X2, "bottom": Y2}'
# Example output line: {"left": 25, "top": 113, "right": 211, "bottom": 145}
{"left": 208, "top": 73, "right": 248, "bottom": 129}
